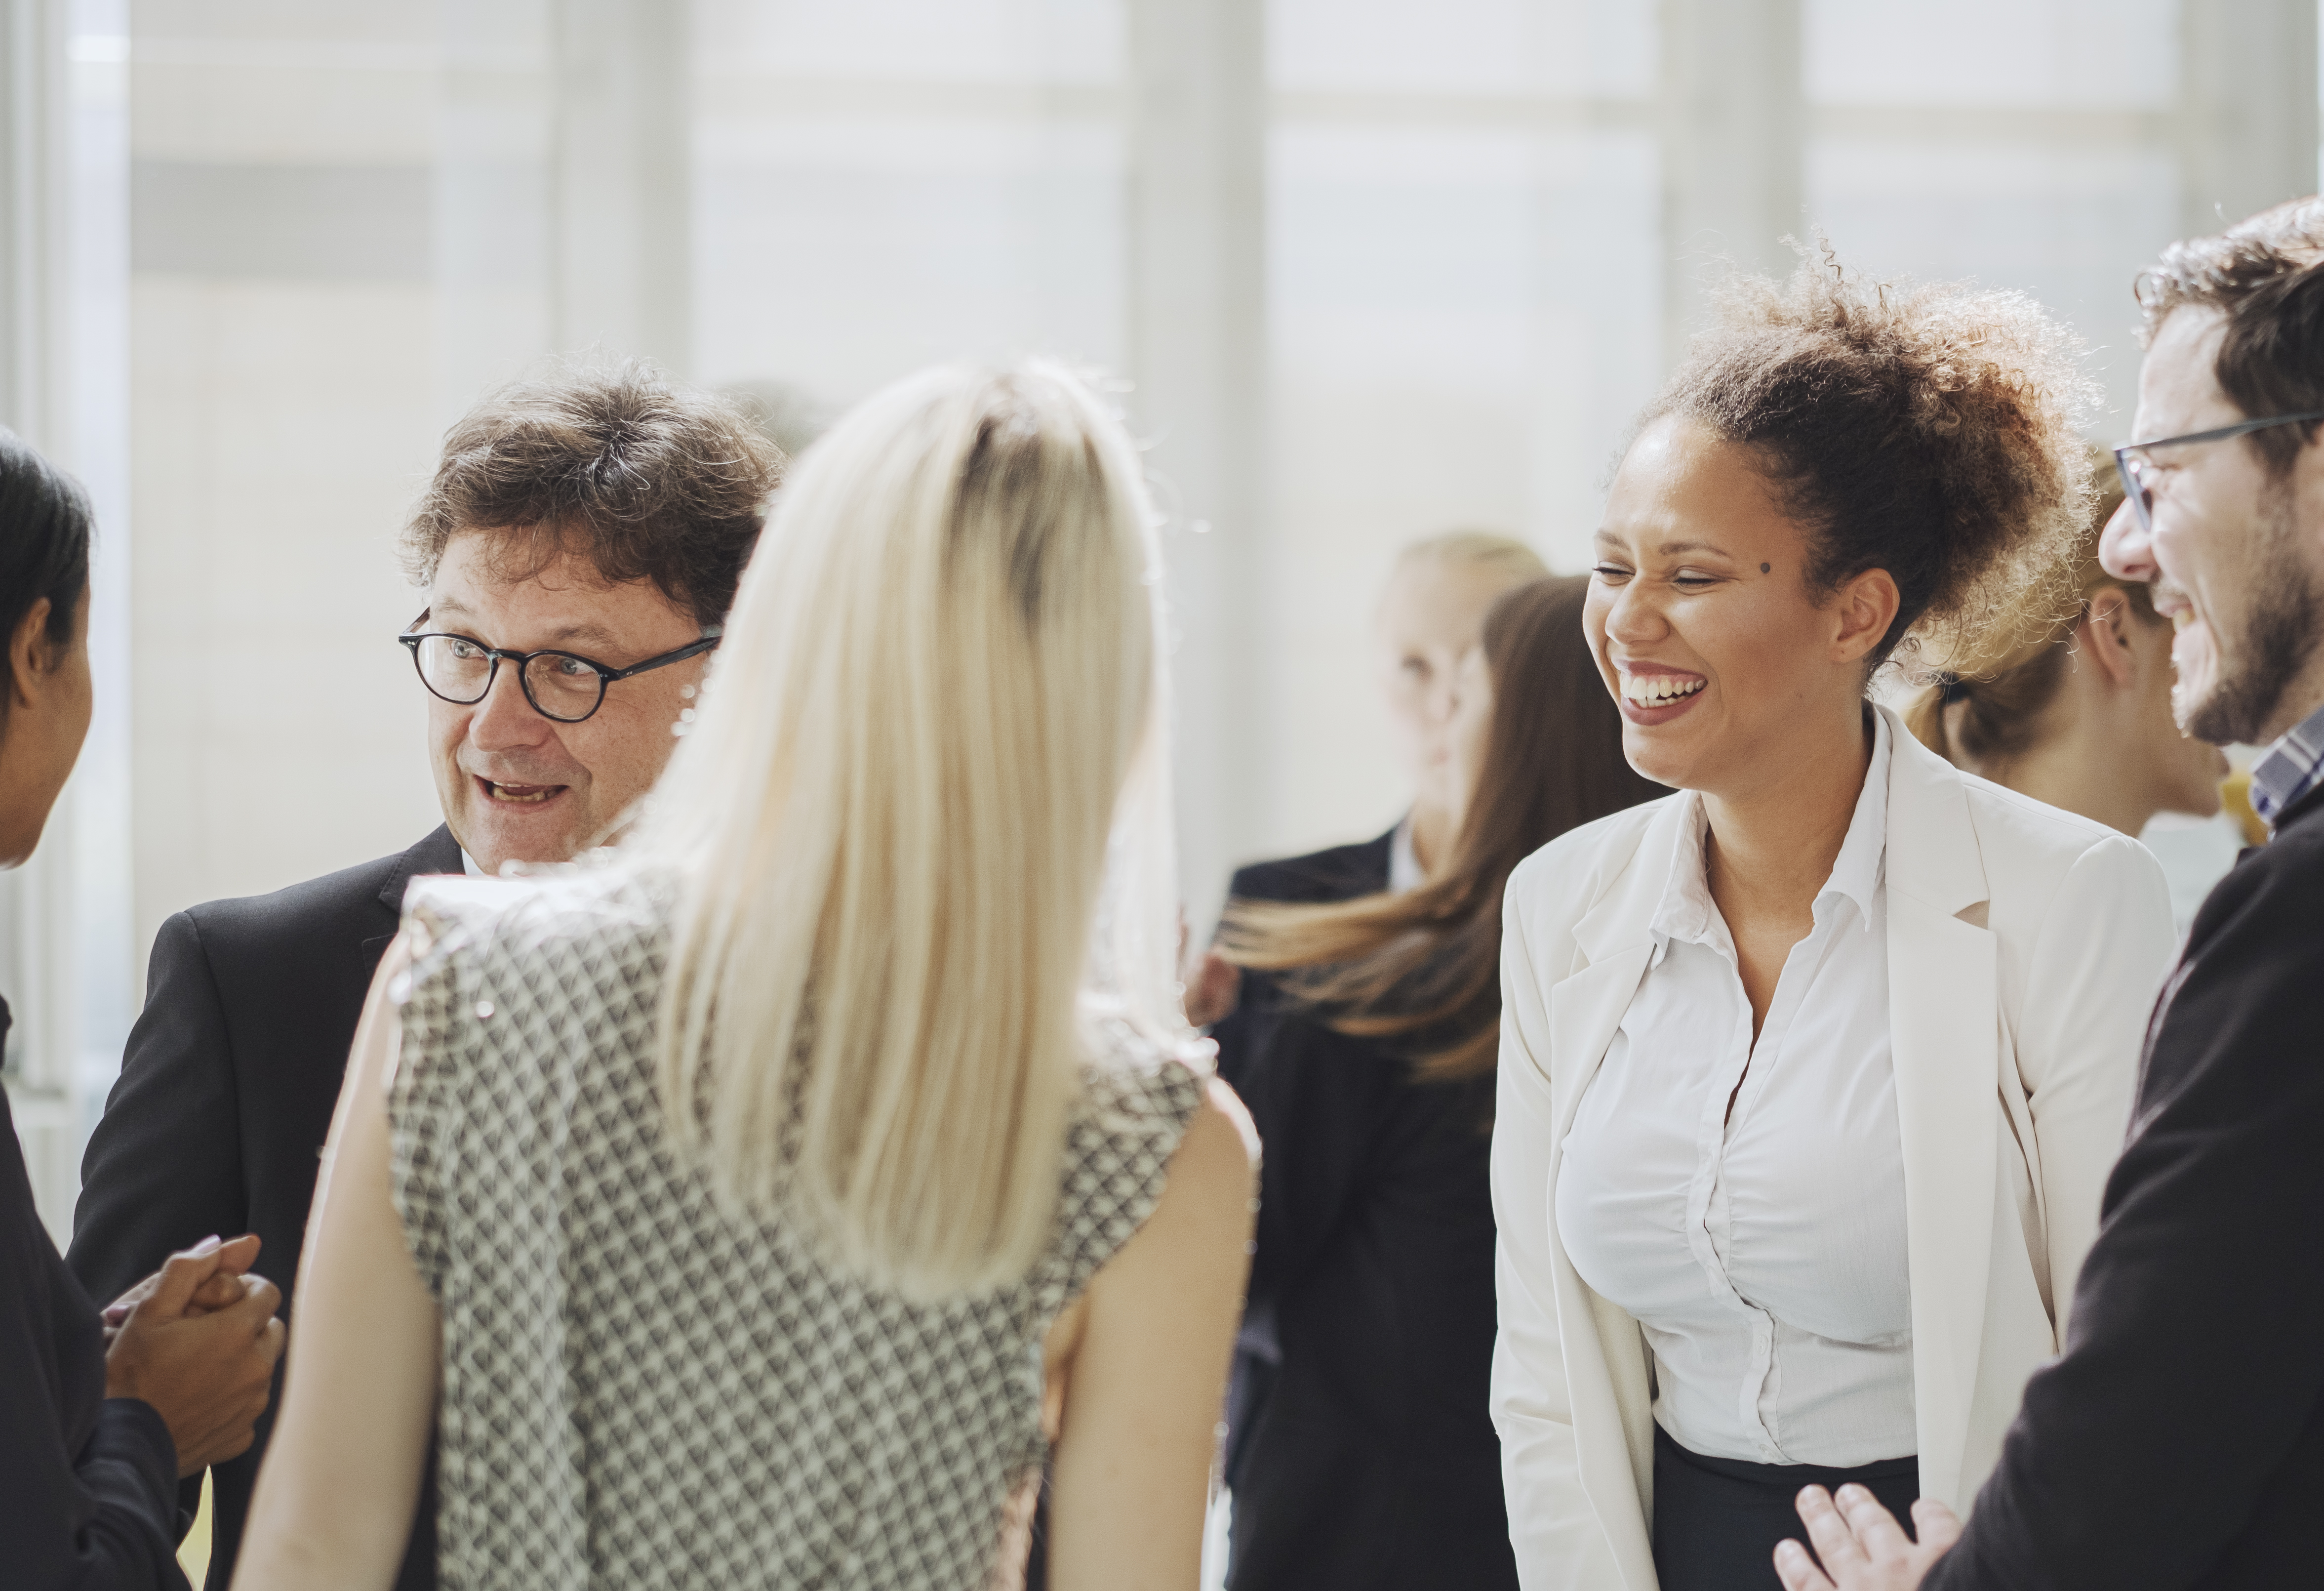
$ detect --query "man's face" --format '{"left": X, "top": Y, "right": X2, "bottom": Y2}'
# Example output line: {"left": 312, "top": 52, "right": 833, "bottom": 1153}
{"left": 422, "top": 530, "right": 708, "bottom": 874}
{"left": 2104, "top": 307, "right": 2324, "bottom": 745}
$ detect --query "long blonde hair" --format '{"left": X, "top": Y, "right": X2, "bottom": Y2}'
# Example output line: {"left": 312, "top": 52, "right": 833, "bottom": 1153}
{"left": 635, "top": 362, "right": 1191, "bottom": 1300}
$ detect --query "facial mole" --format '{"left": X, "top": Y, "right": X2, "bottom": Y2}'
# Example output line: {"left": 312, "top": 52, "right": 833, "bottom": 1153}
{"left": 1760, "top": 563, "right": 1771, "bottom": 573}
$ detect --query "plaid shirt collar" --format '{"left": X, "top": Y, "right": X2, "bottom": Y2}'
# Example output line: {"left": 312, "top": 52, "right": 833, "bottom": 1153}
{"left": 2248, "top": 695, "right": 2324, "bottom": 827}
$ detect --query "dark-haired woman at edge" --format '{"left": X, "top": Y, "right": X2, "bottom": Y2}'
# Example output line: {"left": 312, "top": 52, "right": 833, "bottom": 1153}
{"left": 0, "top": 428, "right": 285, "bottom": 1588}
{"left": 1491, "top": 260, "right": 2180, "bottom": 1591}
{"left": 1214, "top": 575, "right": 1662, "bottom": 1591}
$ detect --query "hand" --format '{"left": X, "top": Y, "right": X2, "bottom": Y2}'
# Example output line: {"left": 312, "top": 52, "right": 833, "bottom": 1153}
{"left": 105, "top": 1235, "right": 288, "bottom": 1477}
{"left": 1182, "top": 949, "right": 1242, "bottom": 1029}
{"left": 1775, "top": 1485, "right": 1961, "bottom": 1591}
{"left": 102, "top": 1232, "right": 262, "bottom": 1348}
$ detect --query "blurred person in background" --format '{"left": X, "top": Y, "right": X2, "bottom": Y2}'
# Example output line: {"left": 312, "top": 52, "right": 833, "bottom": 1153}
{"left": 232, "top": 363, "right": 1257, "bottom": 1591}
{"left": 1494, "top": 256, "right": 2178, "bottom": 1591}
{"left": 1211, "top": 575, "right": 1662, "bottom": 1591}
{"left": 1773, "top": 196, "right": 2324, "bottom": 1591}
{"left": 68, "top": 360, "right": 783, "bottom": 1591}
{"left": 1, "top": 429, "right": 285, "bottom": 1588}
{"left": 1903, "top": 453, "right": 2228, "bottom": 837}
{"left": 1180, "top": 528, "right": 1544, "bottom": 1572}
{"left": 1187, "top": 530, "right": 1545, "bottom": 1031}
{"left": 1380, "top": 531, "right": 1557, "bottom": 885}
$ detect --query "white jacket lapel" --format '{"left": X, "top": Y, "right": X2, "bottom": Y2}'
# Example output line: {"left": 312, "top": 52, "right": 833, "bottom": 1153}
{"left": 1880, "top": 709, "right": 2000, "bottom": 1508}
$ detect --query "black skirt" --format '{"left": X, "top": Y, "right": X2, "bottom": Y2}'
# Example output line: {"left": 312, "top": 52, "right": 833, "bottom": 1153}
{"left": 1651, "top": 1424, "right": 1921, "bottom": 1591}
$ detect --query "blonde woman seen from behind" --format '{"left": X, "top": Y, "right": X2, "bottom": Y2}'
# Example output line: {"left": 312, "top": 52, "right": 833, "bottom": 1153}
{"left": 1491, "top": 260, "right": 2179, "bottom": 1591}
{"left": 232, "top": 363, "right": 1258, "bottom": 1591}
{"left": 1901, "top": 454, "right": 2229, "bottom": 837}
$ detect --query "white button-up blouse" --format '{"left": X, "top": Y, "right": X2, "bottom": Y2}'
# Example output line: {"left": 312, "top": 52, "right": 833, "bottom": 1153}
{"left": 1554, "top": 713, "right": 1915, "bottom": 1469}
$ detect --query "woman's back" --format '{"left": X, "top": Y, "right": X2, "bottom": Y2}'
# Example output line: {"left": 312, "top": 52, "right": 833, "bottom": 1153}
{"left": 389, "top": 870, "right": 1204, "bottom": 1589}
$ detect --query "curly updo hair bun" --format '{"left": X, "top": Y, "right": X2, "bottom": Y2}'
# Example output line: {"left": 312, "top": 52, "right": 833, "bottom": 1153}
{"left": 1644, "top": 243, "right": 2100, "bottom": 669}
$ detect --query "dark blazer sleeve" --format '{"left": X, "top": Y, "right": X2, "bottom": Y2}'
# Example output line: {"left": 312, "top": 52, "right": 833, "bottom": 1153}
{"left": 1927, "top": 835, "right": 2324, "bottom": 1590}
{"left": 0, "top": 1385, "right": 186, "bottom": 1591}
{"left": 3, "top": 1076, "right": 187, "bottom": 1588}
{"left": 69, "top": 911, "right": 247, "bottom": 1309}
{"left": 67, "top": 911, "right": 248, "bottom": 1542}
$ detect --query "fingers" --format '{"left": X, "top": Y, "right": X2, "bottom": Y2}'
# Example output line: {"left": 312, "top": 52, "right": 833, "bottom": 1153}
{"left": 222, "top": 1271, "right": 285, "bottom": 1338}
{"left": 1834, "top": 1483, "right": 1915, "bottom": 1558}
{"left": 1912, "top": 1499, "right": 1963, "bottom": 1553}
{"left": 139, "top": 1235, "right": 229, "bottom": 1318}
{"left": 108, "top": 1234, "right": 261, "bottom": 1325}
{"left": 1774, "top": 1537, "right": 1839, "bottom": 1591}
{"left": 1183, "top": 952, "right": 1242, "bottom": 1027}
{"left": 1795, "top": 1486, "right": 1871, "bottom": 1576}
{"left": 214, "top": 1232, "right": 262, "bottom": 1273}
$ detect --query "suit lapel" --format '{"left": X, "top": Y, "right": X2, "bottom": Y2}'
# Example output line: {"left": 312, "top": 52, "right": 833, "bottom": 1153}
{"left": 1537, "top": 815, "right": 1669, "bottom": 1582}
{"left": 1547, "top": 949, "right": 1655, "bottom": 1149}
{"left": 362, "top": 824, "right": 465, "bottom": 955}
{"left": 1880, "top": 712, "right": 1999, "bottom": 1508}
{"left": 1553, "top": 796, "right": 1686, "bottom": 1141}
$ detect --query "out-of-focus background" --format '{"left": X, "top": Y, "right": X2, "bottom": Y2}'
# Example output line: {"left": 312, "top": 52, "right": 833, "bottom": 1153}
{"left": 2, "top": 0, "right": 2313, "bottom": 1232}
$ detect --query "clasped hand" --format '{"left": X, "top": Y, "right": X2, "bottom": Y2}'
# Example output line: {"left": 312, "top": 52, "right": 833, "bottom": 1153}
{"left": 103, "top": 1232, "right": 289, "bottom": 1477}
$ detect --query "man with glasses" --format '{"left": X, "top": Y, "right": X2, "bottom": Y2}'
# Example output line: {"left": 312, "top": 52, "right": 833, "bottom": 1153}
{"left": 68, "top": 359, "right": 784, "bottom": 1591}
{"left": 1773, "top": 199, "right": 2324, "bottom": 1591}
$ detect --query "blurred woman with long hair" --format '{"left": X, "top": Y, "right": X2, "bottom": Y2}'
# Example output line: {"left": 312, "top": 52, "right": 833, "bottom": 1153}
{"left": 1213, "top": 575, "right": 1662, "bottom": 1591}
{"left": 233, "top": 364, "right": 1257, "bottom": 1591}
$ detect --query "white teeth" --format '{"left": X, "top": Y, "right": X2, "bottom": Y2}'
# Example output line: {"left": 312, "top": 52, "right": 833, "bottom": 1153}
{"left": 1622, "top": 674, "right": 1705, "bottom": 704}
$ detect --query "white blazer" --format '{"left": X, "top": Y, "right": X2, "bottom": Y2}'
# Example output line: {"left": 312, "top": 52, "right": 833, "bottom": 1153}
{"left": 1489, "top": 707, "right": 2178, "bottom": 1591}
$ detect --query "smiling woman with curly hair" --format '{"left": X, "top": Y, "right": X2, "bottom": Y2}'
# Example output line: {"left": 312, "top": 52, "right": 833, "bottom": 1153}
{"left": 1486, "top": 250, "right": 2182, "bottom": 1591}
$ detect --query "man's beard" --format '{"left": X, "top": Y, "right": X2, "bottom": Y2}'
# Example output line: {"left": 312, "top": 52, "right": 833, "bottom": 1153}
{"left": 2183, "top": 484, "right": 2324, "bottom": 745}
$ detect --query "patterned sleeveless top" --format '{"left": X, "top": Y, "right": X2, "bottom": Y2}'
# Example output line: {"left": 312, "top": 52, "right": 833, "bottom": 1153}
{"left": 386, "top": 870, "right": 1205, "bottom": 1591}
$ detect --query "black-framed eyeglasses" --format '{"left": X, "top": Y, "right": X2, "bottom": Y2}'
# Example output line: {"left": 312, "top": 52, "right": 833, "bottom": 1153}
{"left": 2113, "top": 410, "right": 2324, "bottom": 534}
{"left": 398, "top": 624, "right": 721, "bottom": 724}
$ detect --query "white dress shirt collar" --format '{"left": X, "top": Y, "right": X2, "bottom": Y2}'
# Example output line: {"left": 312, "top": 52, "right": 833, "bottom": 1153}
{"left": 1649, "top": 709, "right": 1891, "bottom": 955}
{"left": 1387, "top": 813, "right": 1425, "bottom": 894}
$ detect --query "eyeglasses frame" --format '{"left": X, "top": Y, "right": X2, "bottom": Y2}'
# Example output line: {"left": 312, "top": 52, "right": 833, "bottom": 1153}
{"left": 2112, "top": 410, "right": 2324, "bottom": 534}
{"left": 398, "top": 625, "right": 723, "bottom": 724}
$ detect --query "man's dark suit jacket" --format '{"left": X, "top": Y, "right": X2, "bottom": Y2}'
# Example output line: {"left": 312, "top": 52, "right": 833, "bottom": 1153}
{"left": 1925, "top": 779, "right": 2324, "bottom": 1590}
{"left": 69, "top": 827, "right": 461, "bottom": 1591}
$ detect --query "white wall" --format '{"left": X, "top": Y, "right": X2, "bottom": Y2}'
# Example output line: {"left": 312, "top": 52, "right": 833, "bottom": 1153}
{"left": 128, "top": 5, "right": 449, "bottom": 961}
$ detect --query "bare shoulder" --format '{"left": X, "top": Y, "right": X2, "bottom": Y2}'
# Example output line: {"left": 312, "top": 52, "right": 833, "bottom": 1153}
{"left": 1111, "top": 1079, "right": 1256, "bottom": 1267}
{"left": 1190, "top": 1079, "right": 1264, "bottom": 1182}
{"left": 1165, "top": 1080, "right": 1259, "bottom": 1211}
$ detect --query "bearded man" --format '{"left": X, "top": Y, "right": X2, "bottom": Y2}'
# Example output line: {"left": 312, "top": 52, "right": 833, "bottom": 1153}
{"left": 1770, "top": 198, "right": 2324, "bottom": 1591}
